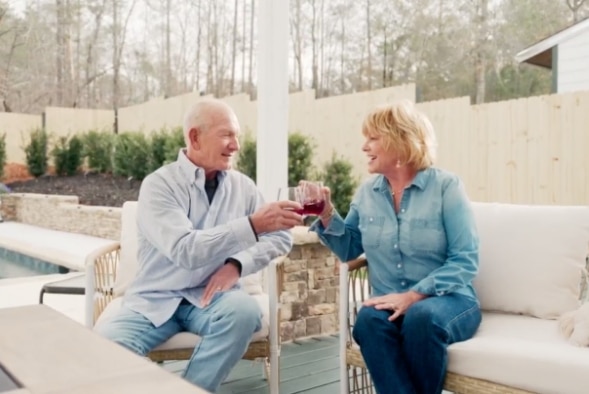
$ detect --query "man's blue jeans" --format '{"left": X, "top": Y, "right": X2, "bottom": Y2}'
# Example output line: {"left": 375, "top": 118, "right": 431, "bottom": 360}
{"left": 94, "top": 289, "right": 262, "bottom": 393}
{"left": 352, "top": 293, "right": 481, "bottom": 394}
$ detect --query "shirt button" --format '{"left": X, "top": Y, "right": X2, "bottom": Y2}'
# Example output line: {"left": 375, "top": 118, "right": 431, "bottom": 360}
{"left": 369, "top": 217, "right": 373, "bottom": 222}
{"left": 401, "top": 281, "right": 407, "bottom": 287}
{"left": 397, "top": 263, "right": 402, "bottom": 269}
{"left": 401, "top": 209, "right": 405, "bottom": 213}
{"left": 393, "top": 244, "right": 398, "bottom": 249}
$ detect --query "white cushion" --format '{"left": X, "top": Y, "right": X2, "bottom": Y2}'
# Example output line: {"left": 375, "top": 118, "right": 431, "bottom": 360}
{"left": 448, "top": 312, "right": 589, "bottom": 394}
{"left": 471, "top": 202, "right": 589, "bottom": 319}
{"left": 96, "top": 293, "right": 270, "bottom": 349}
{"left": 113, "top": 201, "right": 264, "bottom": 297}
{"left": 113, "top": 201, "right": 139, "bottom": 297}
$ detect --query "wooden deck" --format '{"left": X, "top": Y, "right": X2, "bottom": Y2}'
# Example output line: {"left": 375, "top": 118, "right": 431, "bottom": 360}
{"left": 162, "top": 335, "right": 341, "bottom": 394}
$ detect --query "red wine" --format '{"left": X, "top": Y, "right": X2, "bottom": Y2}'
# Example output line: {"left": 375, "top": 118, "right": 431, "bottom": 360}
{"left": 302, "top": 199, "right": 325, "bottom": 215}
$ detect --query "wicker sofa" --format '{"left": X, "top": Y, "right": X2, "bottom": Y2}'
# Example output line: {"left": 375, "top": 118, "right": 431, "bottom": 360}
{"left": 84, "top": 201, "right": 284, "bottom": 394}
{"left": 339, "top": 202, "right": 589, "bottom": 394}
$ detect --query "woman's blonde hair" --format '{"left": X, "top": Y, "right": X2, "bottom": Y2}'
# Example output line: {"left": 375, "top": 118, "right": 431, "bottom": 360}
{"left": 362, "top": 100, "right": 437, "bottom": 170}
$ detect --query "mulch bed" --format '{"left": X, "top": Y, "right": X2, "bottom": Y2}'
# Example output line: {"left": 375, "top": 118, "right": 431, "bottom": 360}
{"left": 6, "top": 173, "right": 142, "bottom": 207}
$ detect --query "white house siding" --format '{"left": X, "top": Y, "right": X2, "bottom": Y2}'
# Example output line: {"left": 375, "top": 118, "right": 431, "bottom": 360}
{"left": 557, "top": 29, "right": 589, "bottom": 93}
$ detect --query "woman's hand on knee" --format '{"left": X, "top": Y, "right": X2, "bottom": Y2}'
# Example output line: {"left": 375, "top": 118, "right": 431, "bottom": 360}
{"left": 364, "top": 291, "right": 427, "bottom": 321}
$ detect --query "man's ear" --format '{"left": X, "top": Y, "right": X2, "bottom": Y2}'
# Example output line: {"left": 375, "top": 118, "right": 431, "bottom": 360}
{"left": 188, "top": 127, "right": 200, "bottom": 149}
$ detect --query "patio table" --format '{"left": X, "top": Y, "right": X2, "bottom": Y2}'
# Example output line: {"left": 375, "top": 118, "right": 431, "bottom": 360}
{"left": 0, "top": 304, "right": 209, "bottom": 394}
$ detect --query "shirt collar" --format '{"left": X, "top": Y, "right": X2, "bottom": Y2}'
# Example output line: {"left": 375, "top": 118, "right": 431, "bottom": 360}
{"left": 372, "top": 167, "right": 431, "bottom": 193}
{"left": 176, "top": 148, "right": 227, "bottom": 185}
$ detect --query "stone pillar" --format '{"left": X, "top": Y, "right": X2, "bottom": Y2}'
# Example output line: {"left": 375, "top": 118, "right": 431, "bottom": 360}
{"left": 0, "top": 194, "right": 21, "bottom": 222}
{"left": 280, "top": 226, "right": 339, "bottom": 342}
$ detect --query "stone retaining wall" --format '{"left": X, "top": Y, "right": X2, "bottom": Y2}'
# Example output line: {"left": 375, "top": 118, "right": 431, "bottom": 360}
{"left": 0, "top": 193, "right": 340, "bottom": 341}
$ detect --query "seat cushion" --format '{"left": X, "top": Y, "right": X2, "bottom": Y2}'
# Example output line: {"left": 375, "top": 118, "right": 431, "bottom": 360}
{"left": 113, "top": 201, "right": 264, "bottom": 298}
{"left": 447, "top": 312, "right": 589, "bottom": 394}
{"left": 95, "top": 292, "right": 270, "bottom": 351}
{"left": 471, "top": 202, "right": 589, "bottom": 319}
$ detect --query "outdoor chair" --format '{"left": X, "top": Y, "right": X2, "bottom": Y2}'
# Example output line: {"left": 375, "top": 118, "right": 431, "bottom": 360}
{"left": 339, "top": 257, "right": 532, "bottom": 394}
{"left": 339, "top": 202, "right": 589, "bottom": 394}
{"left": 84, "top": 201, "right": 283, "bottom": 394}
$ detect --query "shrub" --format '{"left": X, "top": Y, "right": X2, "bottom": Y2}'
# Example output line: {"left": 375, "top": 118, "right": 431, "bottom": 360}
{"left": 164, "top": 127, "right": 185, "bottom": 163}
{"left": 148, "top": 129, "right": 169, "bottom": 173}
{"left": 112, "top": 131, "right": 151, "bottom": 180}
{"left": 82, "top": 130, "right": 113, "bottom": 173}
{"left": 0, "top": 133, "right": 6, "bottom": 180}
{"left": 319, "top": 153, "right": 358, "bottom": 217}
{"left": 235, "top": 132, "right": 317, "bottom": 186}
{"left": 51, "top": 135, "right": 84, "bottom": 176}
{"left": 288, "top": 132, "right": 316, "bottom": 186}
{"left": 235, "top": 134, "right": 257, "bottom": 181}
{"left": 24, "top": 128, "right": 48, "bottom": 177}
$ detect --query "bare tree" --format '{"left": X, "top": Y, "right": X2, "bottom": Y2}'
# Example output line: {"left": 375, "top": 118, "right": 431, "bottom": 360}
{"left": 248, "top": 0, "right": 255, "bottom": 97}
{"left": 55, "top": 0, "right": 74, "bottom": 106}
{"left": 164, "top": 0, "right": 171, "bottom": 97}
{"left": 230, "top": 0, "right": 238, "bottom": 94}
{"left": 195, "top": 0, "right": 202, "bottom": 93}
{"left": 365, "top": 0, "right": 372, "bottom": 90}
{"left": 566, "top": 0, "right": 587, "bottom": 22}
{"left": 112, "top": 0, "right": 137, "bottom": 128}
{"left": 290, "top": 0, "right": 303, "bottom": 90}
{"left": 474, "top": 0, "right": 489, "bottom": 104}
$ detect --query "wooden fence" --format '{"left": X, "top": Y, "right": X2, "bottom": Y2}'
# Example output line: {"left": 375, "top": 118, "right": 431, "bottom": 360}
{"left": 1, "top": 86, "right": 587, "bottom": 206}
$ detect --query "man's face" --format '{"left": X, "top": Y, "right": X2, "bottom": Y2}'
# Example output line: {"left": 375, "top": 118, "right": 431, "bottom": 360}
{"left": 189, "top": 110, "right": 241, "bottom": 177}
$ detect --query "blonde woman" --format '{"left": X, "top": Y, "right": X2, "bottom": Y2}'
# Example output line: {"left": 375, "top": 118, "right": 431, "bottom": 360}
{"left": 310, "top": 101, "right": 481, "bottom": 394}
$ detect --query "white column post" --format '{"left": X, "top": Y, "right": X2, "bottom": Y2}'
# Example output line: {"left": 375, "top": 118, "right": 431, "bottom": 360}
{"left": 257, "top": 0, "right": 289, "bottom": 202}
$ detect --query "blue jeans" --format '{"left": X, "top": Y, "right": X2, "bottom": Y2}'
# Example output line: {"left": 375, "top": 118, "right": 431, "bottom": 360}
{"left": 352, "top": 293, "right": 481, "bottom": 394}
{"left": 94, "top": 289, "right": 262, "bottom": 393}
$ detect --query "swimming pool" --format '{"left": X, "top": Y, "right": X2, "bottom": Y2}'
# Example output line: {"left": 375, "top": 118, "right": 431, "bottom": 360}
{"left": 0, "top": 247, "right": 69, "bottom": 280}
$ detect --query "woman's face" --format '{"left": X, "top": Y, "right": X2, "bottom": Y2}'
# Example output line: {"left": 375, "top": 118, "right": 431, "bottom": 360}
{"left": 362, "top": 133, "right": 398, "bottom": 174}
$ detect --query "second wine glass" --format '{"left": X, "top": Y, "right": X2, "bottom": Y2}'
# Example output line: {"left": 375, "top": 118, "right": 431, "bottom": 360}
{"left": 299, "top": 181, "right": 325, "bottom": 216}
{"left": 277, "top": 186, "right": 304, "bottom": 214}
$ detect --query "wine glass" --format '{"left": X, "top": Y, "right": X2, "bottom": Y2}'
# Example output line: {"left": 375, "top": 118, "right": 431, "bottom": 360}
{"left": 277, "top": 186, "right": 304, "bottom": 214}
{"left": 299, "top": 181, "right": 325, "bottom": 216}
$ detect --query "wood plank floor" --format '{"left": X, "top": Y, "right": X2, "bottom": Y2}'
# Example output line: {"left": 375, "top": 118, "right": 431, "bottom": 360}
{"left": 162, "top": 335, "right": 341, "bottom": 394}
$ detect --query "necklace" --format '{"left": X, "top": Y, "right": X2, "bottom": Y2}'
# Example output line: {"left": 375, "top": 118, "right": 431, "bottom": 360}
{"left": 391, "top": 188, "right": 404, "bottom": 196}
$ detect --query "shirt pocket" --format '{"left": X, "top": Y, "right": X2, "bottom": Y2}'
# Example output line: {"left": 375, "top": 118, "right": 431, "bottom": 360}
{"left": 359, "top": 215, "right": 385, "bottom": 248}
{"left": 409, "top": 218, "right": 446, "bottom": 254}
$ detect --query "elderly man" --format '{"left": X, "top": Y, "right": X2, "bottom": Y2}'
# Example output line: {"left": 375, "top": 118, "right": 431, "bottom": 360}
{"left": 95, "top": 99, "right": 302, "bottom": 392}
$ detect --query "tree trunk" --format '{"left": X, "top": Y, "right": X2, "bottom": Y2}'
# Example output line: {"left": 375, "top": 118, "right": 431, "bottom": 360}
{"left": 310, "top": 0, "right": 318, "bottom": 92}
{"left": 230, "top": 0, "right": 238, "bottom": 95}
{"left": 195, "top": 0, "right": 202, "bottom": 93}
{"left": 474, "top": 0, "right": 488, "bottom": 104}
{"left": 248, "top": 0, "right": 255, "bottom": 98}
{"left": 112, "top": 0, "right": 119, "bottom": 121}
{"left": 365, "top": 0, "right": 372, "bottom": 90}
{"left": 241, "top": 0, "right": 246, "bottom": 92}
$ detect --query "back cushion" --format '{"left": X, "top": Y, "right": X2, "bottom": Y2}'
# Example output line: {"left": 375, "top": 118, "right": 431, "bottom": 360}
{"left": 113, "top": 201, "right": 264, "bottom": 297}
{"left": 113, "top": 201, "right": 139, "bottom": 297}
{"left": 471, "top": 202, "right": 589, "bottom": 319}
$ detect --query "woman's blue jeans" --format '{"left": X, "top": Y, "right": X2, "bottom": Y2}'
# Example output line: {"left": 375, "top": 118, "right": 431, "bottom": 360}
{"left": 352, "top": 293, "right": 481, "bottom": 394}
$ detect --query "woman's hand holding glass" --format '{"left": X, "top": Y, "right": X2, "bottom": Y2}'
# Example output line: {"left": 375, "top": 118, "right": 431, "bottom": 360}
{"left": 295, "top": 181, "right": 335, "bottom": 221}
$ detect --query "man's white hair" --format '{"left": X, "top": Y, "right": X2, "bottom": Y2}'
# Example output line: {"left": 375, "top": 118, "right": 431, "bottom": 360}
{"left": 182, "top": 99, "right": 234, "bottom": 147}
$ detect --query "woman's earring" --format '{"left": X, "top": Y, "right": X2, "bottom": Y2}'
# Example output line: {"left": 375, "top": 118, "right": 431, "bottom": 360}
{"left": 395, "top": 159, "right": 401, "bottom": 168}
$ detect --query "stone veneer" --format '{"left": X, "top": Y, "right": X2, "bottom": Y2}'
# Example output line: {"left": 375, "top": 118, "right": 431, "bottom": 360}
{"left": 0, "top": 193, "right": 340, "bottom": 342}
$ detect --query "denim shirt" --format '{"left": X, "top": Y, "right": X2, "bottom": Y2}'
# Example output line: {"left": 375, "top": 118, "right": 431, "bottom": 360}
{"left": 123, "top": 150, "right": 293, "bottom": 327}
{"left": 311, "top": 167, "right": 479, "bottom": 301}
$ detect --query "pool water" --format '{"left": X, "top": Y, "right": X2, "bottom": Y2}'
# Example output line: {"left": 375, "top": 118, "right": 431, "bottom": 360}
{"left": 0, "top": 248, "right": 69, "bottom": 280}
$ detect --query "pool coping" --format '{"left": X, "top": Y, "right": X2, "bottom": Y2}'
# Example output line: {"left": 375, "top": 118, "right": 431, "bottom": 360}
{"left": 0, "top": 222, "right": 118, "bottom": 272}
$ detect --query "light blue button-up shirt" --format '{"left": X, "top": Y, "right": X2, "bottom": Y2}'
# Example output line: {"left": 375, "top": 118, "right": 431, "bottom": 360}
{"left": 311, "top": 167, "right": 479, "bottom": 301}
{"left": 123, "top": 150, "right": 293, "bottom": 327}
